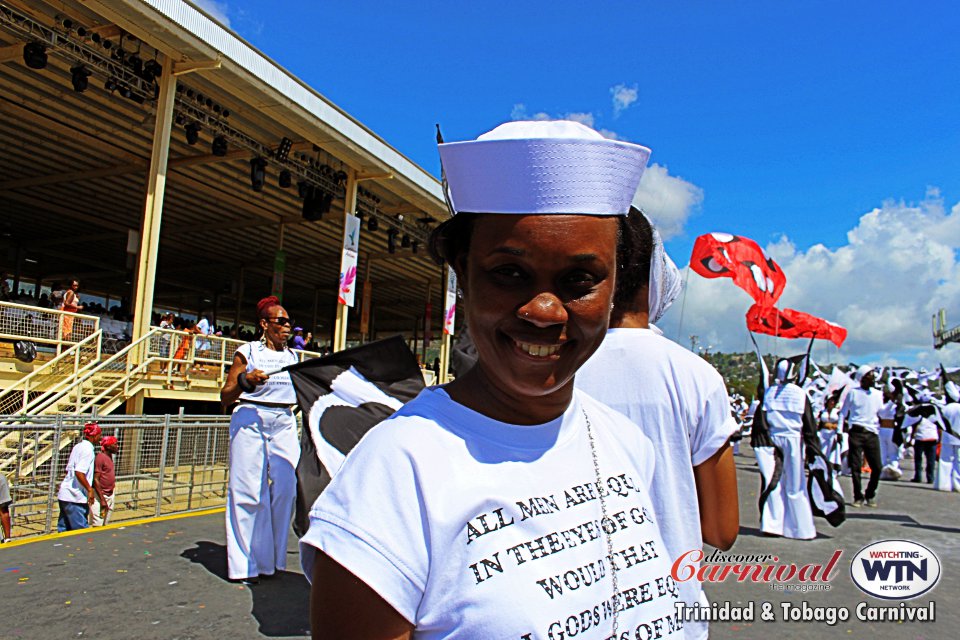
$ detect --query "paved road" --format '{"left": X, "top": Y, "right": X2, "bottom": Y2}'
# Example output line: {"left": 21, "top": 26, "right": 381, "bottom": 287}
{"left": 0, "top": 446, "right": 955, "bottom": 639}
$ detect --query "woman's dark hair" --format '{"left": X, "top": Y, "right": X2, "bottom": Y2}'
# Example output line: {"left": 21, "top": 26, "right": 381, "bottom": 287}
{"left": 428, "top": 211, "right": 653, "bottom": 309}
{"left": 613, "top": 208, "right": 655, "bottom": 311}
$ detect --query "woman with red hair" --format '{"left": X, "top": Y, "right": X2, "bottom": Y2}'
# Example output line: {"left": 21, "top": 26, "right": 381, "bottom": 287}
{"left": 220, "top": 296, "right": 300, "bottom": 584}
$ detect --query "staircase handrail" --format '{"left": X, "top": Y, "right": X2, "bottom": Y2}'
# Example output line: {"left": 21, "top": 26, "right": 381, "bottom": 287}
{"left": 0, "top": 330, "right": 103, "bottom": 417}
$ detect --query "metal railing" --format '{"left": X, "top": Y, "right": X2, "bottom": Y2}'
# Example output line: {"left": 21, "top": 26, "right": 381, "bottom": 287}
{"left": 0, "top": 300, "right": 100, "bottom": 353}
{"left": 1, "top": 413, "right": 246, "bottom": 537}
{"left": 0, "top": 330, "right": 104, "bottom": 415}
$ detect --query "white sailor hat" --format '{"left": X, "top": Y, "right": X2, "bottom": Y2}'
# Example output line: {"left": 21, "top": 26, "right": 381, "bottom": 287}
{"left": 438, "top": 120, "right": 651, "bottom": 216}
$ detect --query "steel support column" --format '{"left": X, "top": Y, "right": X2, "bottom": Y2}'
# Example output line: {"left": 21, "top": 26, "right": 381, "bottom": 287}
{"left": 126, "top": 55, "right": 177, "bottom": 414}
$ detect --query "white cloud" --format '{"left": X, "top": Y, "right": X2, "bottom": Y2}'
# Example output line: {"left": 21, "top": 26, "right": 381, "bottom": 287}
{"left": 611, "top": 83, "right": 639, "bottom": 117}
{"left": 193, "top": 0, "right": 231, "bottom": 27}
{"left": 659, "top": 192, "right": 960, "bottom": 368}
{"left": 632, "top": 164, "right": 704, "bottom": 240}
{"left": 563, "top": 112, "right": 595, "bottom": 127}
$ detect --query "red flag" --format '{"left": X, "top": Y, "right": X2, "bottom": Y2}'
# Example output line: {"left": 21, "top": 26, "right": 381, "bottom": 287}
{"left": 746, "top": 303, "right": 847, "bottom": 348}
{"left": 690, "top": 232, "right": 786, "bottom": 307}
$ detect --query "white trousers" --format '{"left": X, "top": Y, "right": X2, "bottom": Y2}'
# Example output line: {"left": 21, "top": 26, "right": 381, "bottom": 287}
{"left": 91, "top": 493, "right": 115, "bottom": 526}
{"left": 760, "top": 435, "right": 816, "bottom": 540}
{"left": 226, "top": 405, "right": 300, "bottom": 580}
{"left": 934, "top": 443, "right": 960, "bottom": 492}
{"left": 879, "top": 427, "right": 902, "bottom": 478}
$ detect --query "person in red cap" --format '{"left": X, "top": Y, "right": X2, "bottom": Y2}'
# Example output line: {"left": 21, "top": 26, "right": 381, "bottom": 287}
{"left": 91, "top": 435, "right": 119, "bottom": 526}
{"left": 57, "top": 422, "right": 101, "bottom": 531}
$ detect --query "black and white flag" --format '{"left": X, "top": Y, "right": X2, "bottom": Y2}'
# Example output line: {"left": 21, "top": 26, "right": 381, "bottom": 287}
{"left": 288, "top": 335, "right": 425, "bottom": 537}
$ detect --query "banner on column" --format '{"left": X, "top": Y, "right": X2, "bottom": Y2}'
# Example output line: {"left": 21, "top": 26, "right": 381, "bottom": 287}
{"left": 360, "top": 280, "right": 372, "bottom": 335}
{"left": 443, "top": 268, "right": 457, "bottom": 335}
{"left": 338, "top": 214, "right": 360, "bottom": 306}
{"left": 272, "top": 249, "right": 286, "bottom": 301}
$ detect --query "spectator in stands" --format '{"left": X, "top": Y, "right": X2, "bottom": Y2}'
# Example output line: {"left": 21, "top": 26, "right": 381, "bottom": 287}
{"left": 60, "top": 279, "right": 84, "bottom": 340}
{"left": 0, "top": 274, "right": 10, "bottom": 301}
{"left": 57, "top": 422, "right": 102, "bottom": 532}
{"left": 38, "top": 292, "right": 51, "bottom": 308}
{"left": 193, "top": 312, "right": 213, "bottom": 373}
{"left": 92, "top": 436, "right": 119, "bottom": 526}
{"left": 1, "top": 472, "right": 12, "bottom": 543}
{"left": 291, "top": 326, "right": 307, "bottom": 350}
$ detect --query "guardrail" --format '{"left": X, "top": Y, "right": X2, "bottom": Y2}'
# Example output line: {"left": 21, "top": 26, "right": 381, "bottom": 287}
{"left": 1, "top": 413, "right": 246, "bottom": 538}
{"left": 0, "top": 300, "right": 100, "bottom": 353}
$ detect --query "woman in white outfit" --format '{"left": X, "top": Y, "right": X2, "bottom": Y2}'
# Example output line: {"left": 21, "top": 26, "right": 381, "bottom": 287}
{"left": 220, "top": 295, "right": 300, "bottom": 584}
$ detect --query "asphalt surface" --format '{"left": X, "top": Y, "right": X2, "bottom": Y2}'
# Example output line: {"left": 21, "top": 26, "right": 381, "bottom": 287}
{"left": 0, "top": 445, "right": 956, "bottom": 639}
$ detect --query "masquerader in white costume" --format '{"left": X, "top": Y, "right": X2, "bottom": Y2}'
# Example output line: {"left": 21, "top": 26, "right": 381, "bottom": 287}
{"left": 220, "top": 295, "right": 300, "bottom": 584}
{"left": 934, "top": 382, "right": 960, "bottom": 492}
{"left": 576, "top": 208, "right": 739, "bottom": 640}
{"left": 817, "top": 392, "right": 844, "bottom": 468}
{"left": 754, "top": 360, "right": 819, "bottom": 539}
{"left": 301, "top": 121, "right": 686, "bottom": 639}
{"left": 877, "top": 382, "right": 904, "bottom": 480}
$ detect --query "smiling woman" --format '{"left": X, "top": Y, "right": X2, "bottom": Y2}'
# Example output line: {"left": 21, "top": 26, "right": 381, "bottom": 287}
{"left": 300, "top": 121, "right": 684, "bottom": 640}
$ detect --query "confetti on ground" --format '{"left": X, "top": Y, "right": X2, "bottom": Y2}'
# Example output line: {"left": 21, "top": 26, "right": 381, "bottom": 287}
{"left": 116, "top": 569, "right": 127, "bottom": 573}
{"left": 18, "top": 577, "right": 28, "bottom": 582}
{"left": 4, "top": 567, "right": 20, "bottom": 572}
{"left": 65, "top": 600, "right": 71, "bottom": 605}
{"left": 168, "top": 581, "right": 178, "bottom": 585}
{"left": 53, "top": 543, "right": 63, "bottom": 547}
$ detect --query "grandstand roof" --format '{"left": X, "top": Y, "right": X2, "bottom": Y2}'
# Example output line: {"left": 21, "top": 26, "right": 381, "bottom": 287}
{"left": 0, "top": 0, "right": 449, "bottom": 338}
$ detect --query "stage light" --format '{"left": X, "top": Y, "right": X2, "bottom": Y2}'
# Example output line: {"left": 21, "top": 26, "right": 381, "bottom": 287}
{"left": 297, "top": 181, "right": 309, "bottom": 199}
{"left": 367, "top": 216, "right": 379, "bottom": 232}
{"left": 387, "top": 228, "right": 398, "bottom": 254}
{"left": 104, "top": 77, "right": 118, "bottom": 92}
{"left": 185, "top": 122, "right": 201, "bottom": 145}
{"left": 221, "top": 109, "right": 230, "bottom": 118}
{"left": 101, "top": 39, "right": 112, "bottom": 50}
{"left": 278, "top": 170, "right": 292, "bottom": 188}
{"left": 275, "top": 137, "right": 292, "bottom": 162}
{"left": 401, "top": 234, "right": 411, "bottom": 249}
{"left": 250, "top": 157, "right": 267, "bottom": 192}
{"left": 142, "top": 59, "right": 162, "bottom": 82}
{"left": 302, "top": 187, "right": 333, "bottom": 221}
{"left": 174, "top": 113, "right": 184, "bottom": 125}
{"left": 211, "top": 135, "right": 228, "bottom": 156}
{"left": 411, "top": 241, "right": 419, "bottom": 254}
{"left": 70, "top": 64, "right": 91, "bottom": 92}
{"left": 23, "top": 42, "right": 47, "bottom": 69}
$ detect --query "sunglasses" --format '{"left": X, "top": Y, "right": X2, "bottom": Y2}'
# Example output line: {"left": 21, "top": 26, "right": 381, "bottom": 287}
{"left": 265, "top": 317, "right": 292, "bottom": 327}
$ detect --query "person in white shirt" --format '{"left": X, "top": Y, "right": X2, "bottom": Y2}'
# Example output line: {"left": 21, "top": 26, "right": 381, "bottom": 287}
{"left": 302, "top": 121, "right": 684, "bottom": 639}
{"left": 57, "top": 422, "right": 102, "bottom": 531}
{"left": 818, "top": 393, "right": 843, "bottom": 467}
{"left": 576, "top": 208, "right": 739, "bottom": 640}
{"left": 838, "top": 366, "right": 883, "bottom": 507}
{"left": 220, "top": 296, "right": 300, "bottom": 584}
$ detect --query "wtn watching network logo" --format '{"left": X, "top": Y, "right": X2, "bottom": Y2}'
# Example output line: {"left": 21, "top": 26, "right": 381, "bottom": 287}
{"left": 850, "top": 540, "right": 941, "bottom": 600}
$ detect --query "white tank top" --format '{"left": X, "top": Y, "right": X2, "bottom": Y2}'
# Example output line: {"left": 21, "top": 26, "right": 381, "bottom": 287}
{"left": 236, "top": 341, "right": 299, "bottom": 404}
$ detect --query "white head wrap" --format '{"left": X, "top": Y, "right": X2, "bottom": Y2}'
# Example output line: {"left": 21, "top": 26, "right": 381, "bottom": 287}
{"left": 645, "top": 219, "right": 683, "bottom": 324}
{"left": 775, "top": 359, "right": 791, "bottom": 383}
{"left": 855, "top": 365, "right": 873, "bottom": 381}
{"left": 439, "top": 120, "right": 651, "bottom": 216}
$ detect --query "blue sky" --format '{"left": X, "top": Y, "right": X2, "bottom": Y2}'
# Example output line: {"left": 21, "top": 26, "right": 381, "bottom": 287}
{"left": 199, "top": 0, "right": 960, "bottom": 366}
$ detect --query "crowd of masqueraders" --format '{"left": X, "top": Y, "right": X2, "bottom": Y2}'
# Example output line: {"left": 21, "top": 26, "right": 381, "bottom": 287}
{"left": 728, "top": 359, "right": 960, "bottom": 541}
{"left": 4, "top": 120, "right": 959, "bottom": 640}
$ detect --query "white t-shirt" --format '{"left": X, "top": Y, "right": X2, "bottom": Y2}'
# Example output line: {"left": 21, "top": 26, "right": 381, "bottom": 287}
{"left": 301, "top": 388, "right": 685, "bottom": 640}
{"left": 57, "top": 440, "right": 95, "bottom": 504}
{"left": 235, "top": 341, "right": 298, "bottom": 404}
{"left": 878, "top": 400, "right": 898, "bottom": 423}
{"left": 839, "top": 387, "right": 883, "bottom": 434}
{"left": 762, "top": 383, "right": 807, "bottom": 437}
{"left": 576, "top": 328, "right": 738, "bottom": 640}
{"left": 818, "top": 408, "right": 839, "bottom": 428}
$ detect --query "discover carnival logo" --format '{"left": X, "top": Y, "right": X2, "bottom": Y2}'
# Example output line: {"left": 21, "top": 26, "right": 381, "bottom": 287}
{"left": 850, "top": 540, "right": 941, "bottom": 600}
